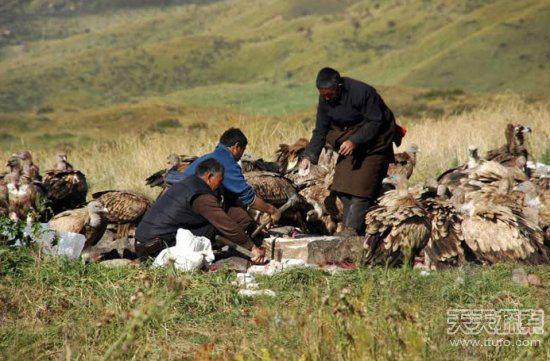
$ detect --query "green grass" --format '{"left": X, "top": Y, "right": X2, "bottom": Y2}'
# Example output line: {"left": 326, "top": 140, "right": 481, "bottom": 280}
{"left": 0, "top": 246, "right": 548, "bottom": 359}
{"left": 0, "top": 0, "right": 549, "bottom": 114}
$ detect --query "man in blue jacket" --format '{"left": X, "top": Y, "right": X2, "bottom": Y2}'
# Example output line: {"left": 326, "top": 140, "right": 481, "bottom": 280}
{"left": 168, "top": 127, "right": 282, "bottom": 224}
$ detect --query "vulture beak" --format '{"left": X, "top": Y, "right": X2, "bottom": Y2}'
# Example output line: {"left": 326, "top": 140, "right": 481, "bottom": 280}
{"left": 101, "top": 206, "right": 109, "bottom": 214}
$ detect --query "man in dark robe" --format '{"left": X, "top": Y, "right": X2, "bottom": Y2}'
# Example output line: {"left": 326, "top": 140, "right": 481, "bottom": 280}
{"left": 300, "top": 67, "right": 398, "bottom": 235}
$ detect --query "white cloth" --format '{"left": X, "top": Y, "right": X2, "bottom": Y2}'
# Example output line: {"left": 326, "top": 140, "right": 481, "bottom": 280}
{"left": 153, "top": 229, "right": 215, "bottom": 272}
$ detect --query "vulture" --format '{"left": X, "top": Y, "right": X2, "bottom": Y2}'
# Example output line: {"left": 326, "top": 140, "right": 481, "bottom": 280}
{"left": 4, "top": 157, "right": 45, "bottom": 222}
{"left": 285, "top": 147, "right": 337, "bottom": 188}
{"left": 0, "top": 177, "right": 8, "bottom": 217}
{"left": 239, "top": 154, "right": 280, "bottom": 173}
{"left": 14, "top": 150, "right": 41, "bottom": 181}
{"left": 461, "top": 159, "right": 528, "bottom": 194}
{"left": 145, "top": 154, "right": 197, "bottom": 188}
{"left": 52, "top": 152, "right": 74, "bottom": 171}
{"left": 276, "top": 138, "right": 309, "bottom": 173}
{"left": 299, "top": 182, "right": 343, "bottom": 235}
{"left": 485, "top": 123, "right": 531, "bottom": 166}
{"left": 421, "top": 185, "right": 467, "bottom": 270}
{"left": 43, "top": 154, "right": 88, "bottom": 213}
{"left": 363, "top": 175, "right": 431, "bottom": 268}
{"left": 388, "top": 144, "right": 419, "bottom": 179}
{"left": 437, "top": 145, "right": 481, "bottom": 190}
{"left": 48, "top": 201, "right": 109, "bottom": 249}
{"left": 92, "top": 190, "right": 152, "bottom": 241}
{"left": 459, "top": 179, "right": 549, "bottom": 265}
{"left": 243, "top": 171, "right": 306, "bottom": 228}
{"left": 243, "top": 171, "right": 299, "bottom": 207}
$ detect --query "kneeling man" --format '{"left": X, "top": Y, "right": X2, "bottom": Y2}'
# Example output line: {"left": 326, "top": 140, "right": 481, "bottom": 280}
{"left": 135, "top": 158, "right": 265, "bottom": 263}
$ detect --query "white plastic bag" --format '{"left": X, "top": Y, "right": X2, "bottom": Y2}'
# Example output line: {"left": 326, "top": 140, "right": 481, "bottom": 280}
{"left": 32, "top": 223, "right": 86, "bottom": 260}
{"left": 153, "top": 229, "right": 215, "bottom": 272}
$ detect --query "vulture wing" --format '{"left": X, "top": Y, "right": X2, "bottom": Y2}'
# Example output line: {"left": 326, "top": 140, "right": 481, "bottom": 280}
{"left": 244, "top": 171, "right": 298, "bottom": 207}
{"left": 92, "top": 190, "right": 151, "bottom": 224}
{"left": 49, "top": 208, "right": 89, "bottom": 234}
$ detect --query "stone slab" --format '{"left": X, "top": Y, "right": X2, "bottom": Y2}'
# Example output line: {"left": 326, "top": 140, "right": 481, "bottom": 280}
{"left": 262, "top": 235, "right": 364, "bottom": 265}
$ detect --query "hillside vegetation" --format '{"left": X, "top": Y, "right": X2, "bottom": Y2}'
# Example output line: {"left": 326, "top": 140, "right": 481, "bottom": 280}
{"left": 0, "top": 0, "right": 549, "bottom": 114}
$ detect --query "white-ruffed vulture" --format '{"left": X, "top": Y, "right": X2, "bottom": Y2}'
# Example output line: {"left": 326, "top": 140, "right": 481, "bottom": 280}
{"left": 48, "top": 201, "right": 109, "bottom": 249}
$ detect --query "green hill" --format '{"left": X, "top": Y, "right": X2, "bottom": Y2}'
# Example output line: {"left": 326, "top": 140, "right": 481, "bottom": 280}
{"left": 0, "top": 0, "right": 548, "bottom": 114}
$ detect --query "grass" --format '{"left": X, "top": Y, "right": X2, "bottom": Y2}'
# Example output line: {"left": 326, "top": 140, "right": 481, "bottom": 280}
{"left": 0, "top": 246, "right": 548, "bottom": 359}
{"left": 1, "top": 0, "right": 549, "bottom": 113}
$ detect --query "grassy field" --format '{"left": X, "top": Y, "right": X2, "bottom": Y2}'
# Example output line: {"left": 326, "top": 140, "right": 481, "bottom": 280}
{"left": 0, "top": 246, "right": 548, "bottom": 360}
{"left": 1, "top": 1, "right": 549, "bottom": 359}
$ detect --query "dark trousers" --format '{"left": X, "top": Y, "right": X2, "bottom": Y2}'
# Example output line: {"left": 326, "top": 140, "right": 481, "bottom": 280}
{"left": 134, "top": 205, "right": 255, "bottom": 258}
{"left": 338, "top": 193, "right": 374, "bottom": 235}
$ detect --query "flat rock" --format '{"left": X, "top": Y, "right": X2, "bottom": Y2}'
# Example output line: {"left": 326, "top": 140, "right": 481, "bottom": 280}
{"left": 262, "top": 235, "right": 364, "bottom": 265}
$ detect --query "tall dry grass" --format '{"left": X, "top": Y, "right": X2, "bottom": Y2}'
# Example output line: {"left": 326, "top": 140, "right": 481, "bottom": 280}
{"left": 2, "top": 97, "right": 548, "bottom": 199}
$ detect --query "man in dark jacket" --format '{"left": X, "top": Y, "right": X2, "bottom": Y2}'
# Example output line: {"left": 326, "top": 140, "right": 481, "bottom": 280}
{"left": 299, "top": 67, "right": 397, "bottom": 235}
{"left": 135, "top": 158, "right": 266, "bottom": 263}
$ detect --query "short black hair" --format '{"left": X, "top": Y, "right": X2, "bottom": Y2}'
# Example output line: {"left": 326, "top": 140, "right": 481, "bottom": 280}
{"left": 195, "top": 158, "right": 225, "bottom": 177}
{"left": 316, "top": 67, "right": 342, "bottom": 89}
{"left": 219, "top": 127, "right": 248, "bottom": 148}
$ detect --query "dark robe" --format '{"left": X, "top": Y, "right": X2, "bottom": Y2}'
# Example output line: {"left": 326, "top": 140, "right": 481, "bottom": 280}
{"left": 303, "top": 77, "right": 396, "bottom": 198}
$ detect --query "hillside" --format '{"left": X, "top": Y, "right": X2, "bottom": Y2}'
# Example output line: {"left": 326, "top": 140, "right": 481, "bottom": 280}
{"left": 0, "top": 0, "right": 549, "bottom": 114}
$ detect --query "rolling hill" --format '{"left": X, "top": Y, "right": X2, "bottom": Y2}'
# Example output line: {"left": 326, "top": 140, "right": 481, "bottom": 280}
{"left": 0, "top": 0, "right": 548, "bottom": 115}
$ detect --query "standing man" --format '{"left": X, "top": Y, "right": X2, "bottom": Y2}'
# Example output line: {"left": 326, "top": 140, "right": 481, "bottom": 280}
{"left": 300, "top": 67, "right": 398, "bottom": 236}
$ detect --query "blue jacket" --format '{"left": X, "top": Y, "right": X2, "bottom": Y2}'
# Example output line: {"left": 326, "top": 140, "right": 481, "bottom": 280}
{"left": 166, "top": 143, "right": 257, "bottom": 206}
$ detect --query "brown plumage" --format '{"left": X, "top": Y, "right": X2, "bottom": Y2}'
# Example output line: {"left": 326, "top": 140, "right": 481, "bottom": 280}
{"left": 239, "top": 154, "right": 280, "bottom": 173}
{"left": 299, "top": 182, "right": 343, "bottom": 235}
{"left": 0, "top": 177, "right": 9, "bottom": 217}
{"left": 244, "top": 171, "right": 299, "bottom": 207}
{"left": 145, "top": 154, "right": 197, "bottom": 188}
{"left": 48, "top": 201, "right": 108, "bottom": 249}
{"left": 437, "top": 145, "right": 482, "bottom": 190}
{"left": 421, "top": 186, "right": 467, "bottom": 270}
{"left": 92, "top": 190, "right": 151, "bottom": 224}
{"left": 276, "top": 138, "right": 309, "bottom": 173}
{"left": 388, "top": 144, "right": 419, "bottom": 179}
{"left": 459, "top": 179, "right": 548, "bottom": 265}
{"left": 14, "top": 150, "right": 41, "bottom": 181}
{"left": 485, "top": 123, "right": 531, "bottom": 166}
{"left": 363, "top": 175, "right": 431, "bottom": 267}
{"left": 43, "top": 154, "right": 88, "bottom": 213}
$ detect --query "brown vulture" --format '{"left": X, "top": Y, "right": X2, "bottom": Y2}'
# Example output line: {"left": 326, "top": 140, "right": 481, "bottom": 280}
{"left": 485, "top": 123, "right": 531, "bottom": 166}
{"left": 145, "top": 154, "right": 197, "bottom": 189}
{"left": 92, "top": 190, "right": 152, "bottom": 243}
{"left": 459, "top": 179, "right": 548, "bottom": 265}
{"left": 43, "top": 154, "right": 88, "bottom": 213}
{"left": 276, "top": 138, "right": 309, "bottom": 173}
{"left": 48, "top": 201, "right": 109, "bottom": 249}
{"left": 14, "top": 150, "right": 41, "bottom": 181}
{"left": 437, "top": 145, "right": 482, "bottom": 191}
{"left": 363, "top": 175, "right": 431, "bottom": 268}
{"left": 388, "top": 144, "right": 419, "bottom": 180}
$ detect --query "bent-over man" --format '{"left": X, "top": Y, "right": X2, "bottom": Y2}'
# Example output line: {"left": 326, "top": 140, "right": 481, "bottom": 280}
{"left": 135, "top": 158, "right": 265, "bottom": 263}
{"left": 300, "top": 67, "right": 398, "bottom": 236}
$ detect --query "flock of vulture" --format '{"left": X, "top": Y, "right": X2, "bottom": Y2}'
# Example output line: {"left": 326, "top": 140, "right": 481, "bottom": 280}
{"left": 1, "top": 123, "right": 549, "bottom": 269}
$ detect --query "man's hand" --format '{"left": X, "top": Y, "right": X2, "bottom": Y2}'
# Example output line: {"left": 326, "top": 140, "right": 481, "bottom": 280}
{"left": 270, "top": 208, "right": 282, "bottom": 224}
{"left": 298, "top": 157, "right": 311, "bottom": 176}
{"left": 339, "top": 140, "right": 356, "bottom": 156}
{"left": 250, "top": 245, "right": 267, "bottom": 264}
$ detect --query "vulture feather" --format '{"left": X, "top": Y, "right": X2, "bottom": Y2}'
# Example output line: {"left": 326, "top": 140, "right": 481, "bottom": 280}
{"left": 437, "top": 146, "right": 481, "bottom": 190}
{"left": 421, "top": 186, "right": 467, "bottom": 270}
{"left": 276, "top": 138, "right": 309, "bottom": 173}
{"left": 145, "top": 154, "right": 196, "bottom": 188}
{"left": 388, "top": 144, "right": 419, "bottom": 179}
{"left": 485, "top": 124, "right": 531, "bottom": 166}
{"left": 48, "top": 201, "right": 108, "bottom": 249}
{"left": 299, "top": 182, "right": 343, "bottom": 235}
{"left": 459, "top": 180, "right": 548, "bottom": 265}
{"left": 14, "top": 150, "right": 41, "bottom": 181}
{"left": 243, "top": 171, "right": 299, "bottom": 207}
{"left": 43, "top": 155, "right": 88, "bottom": 213}
{"left": 92, "top": 190, "right": 151, "bottom": 224}
{"left": 239, "top": 154, "right": 280, "bottom": 173}
{"left": 363, "top": 175, "right": 431, "bottom": 267}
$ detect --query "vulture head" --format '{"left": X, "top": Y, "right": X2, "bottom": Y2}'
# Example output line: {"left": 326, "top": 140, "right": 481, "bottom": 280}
{"left": 14, "top": 150, "right": 33, "bottom": 163}
{"left": 513, "top": 124, "right": 531, "bottom": 144}
{"left": 6, "top": 156, "right": 21, "bottom": 173}
{"left": 87, "top": 201, "right": 109, "bottom": 226}
{"left": 167, "top": 153, "right": 181, "bottom": 168}
{"left": 277, "top": 138, "right": 309, "bottom": 172}
{"left": 56, "top": 152, "right": 68, "bottom": 163}
{"left": 407, "top": 144, "right": 420, "bottom": 155}
{"left": 467, "top": 145, "right": 480, "bottom": 168}
{"left": 382, "top": 174, "right": 408, "bottom": 195}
